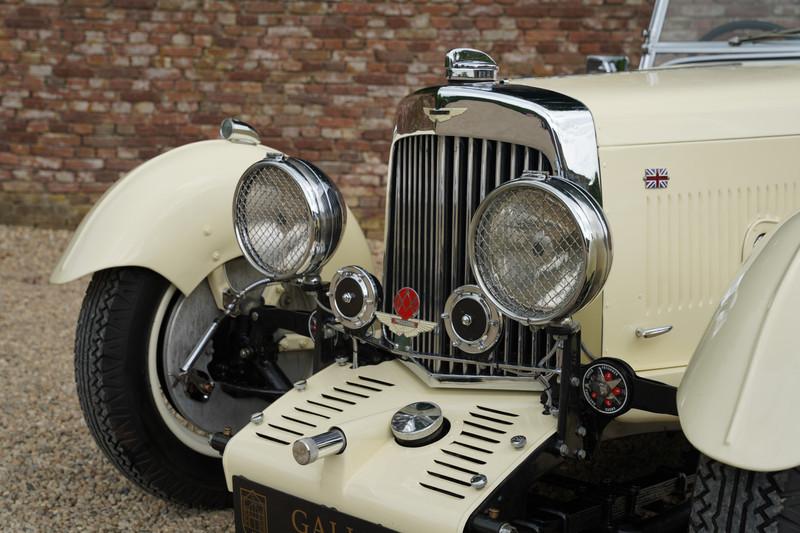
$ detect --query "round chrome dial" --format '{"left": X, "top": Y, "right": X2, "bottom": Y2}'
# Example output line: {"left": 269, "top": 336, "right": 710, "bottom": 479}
{"left": 390, "top": 401, "right": 444, "bottom": 444}
{"left": 442, "top": 285, "right": 503, "bottom": 354}
{"left": 328, "top": 265, "right": 381, "bottom": 330}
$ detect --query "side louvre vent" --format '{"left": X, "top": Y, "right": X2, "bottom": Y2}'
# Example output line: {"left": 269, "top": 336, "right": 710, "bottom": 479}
{"left": 254, "top": 375, "right": 394, "bottom": 446}
{"left": 419, "top": 405, "right": 519, "bottom": 499}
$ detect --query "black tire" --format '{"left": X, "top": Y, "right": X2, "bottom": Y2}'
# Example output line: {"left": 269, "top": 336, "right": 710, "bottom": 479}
{"left": 700, "top": 20, "right": 784, "bottom": 41}
{"left": 690, "top": 454, "right": 800, "bottom": 532}
{"left": 75, "top": 267, "right": 230, "bottom": 508}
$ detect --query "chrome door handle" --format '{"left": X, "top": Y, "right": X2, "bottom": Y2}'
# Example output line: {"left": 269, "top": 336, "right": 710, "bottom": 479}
{"left": 635, "top": 325, "right": 673, "bottom": 339}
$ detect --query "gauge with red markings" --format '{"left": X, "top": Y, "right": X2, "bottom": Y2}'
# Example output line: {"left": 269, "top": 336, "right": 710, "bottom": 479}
{"left": 582, "top": 361, "right": 630, "bottom": 415}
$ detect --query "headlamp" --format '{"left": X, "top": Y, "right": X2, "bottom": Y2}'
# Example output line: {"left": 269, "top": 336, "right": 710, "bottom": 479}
{"left": 468, "top": 175, "right": 611, "bottom": 325}
{"left": 233, "top": 155, "right": 346, "bottom": 280}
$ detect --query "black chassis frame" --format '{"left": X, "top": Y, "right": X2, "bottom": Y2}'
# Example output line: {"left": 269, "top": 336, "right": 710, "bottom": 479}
{"left": 463, "top": 321, "right": 692, "bottom": 533}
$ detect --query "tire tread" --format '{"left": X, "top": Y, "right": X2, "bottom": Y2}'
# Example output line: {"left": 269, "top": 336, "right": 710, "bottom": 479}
{"left": 75, "top": 268, "right": 229, "bottom": 508}
{"left": 690, "top": 454, "right": 800, "bottom": 533}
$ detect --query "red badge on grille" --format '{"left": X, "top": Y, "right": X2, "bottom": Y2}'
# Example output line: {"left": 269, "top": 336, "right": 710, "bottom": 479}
{"left": 376, "top": 287, "right": 435, "bottom": 338}
{"left": 393, "top": 287, "right": 420, "bottom": 320}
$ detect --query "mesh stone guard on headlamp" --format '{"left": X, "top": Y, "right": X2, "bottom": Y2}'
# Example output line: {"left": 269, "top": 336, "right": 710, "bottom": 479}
{"left": 233, "top": 154, "right": 346, "bottom": 279}
{"left": 467, "top": 175, "right": 612, "bottom": 325}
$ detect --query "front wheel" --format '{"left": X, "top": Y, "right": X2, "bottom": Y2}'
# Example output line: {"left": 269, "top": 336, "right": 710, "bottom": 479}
{"left": 690, "top": 454, "right": 800, "bottom": 532}
{"left": 75, "top": 268, "right": 231, "bottom": 507}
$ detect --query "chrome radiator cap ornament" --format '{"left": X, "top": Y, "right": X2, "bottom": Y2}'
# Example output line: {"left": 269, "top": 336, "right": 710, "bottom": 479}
{"left": 391, "top": 401, "right": 444, "bottom": 445}
{"left": 445, "top": 48, "right": 498, "bottom": 82}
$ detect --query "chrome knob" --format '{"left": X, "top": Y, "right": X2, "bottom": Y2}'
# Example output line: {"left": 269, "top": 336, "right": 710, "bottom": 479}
{"left": 470, "top": 474, "right": 488, "bottom": 489}
{"left": 510, "top": 435, "right": 526, "bottom": 449}
{"left": 292, "top": 429, "right": 346, "bottom": 465}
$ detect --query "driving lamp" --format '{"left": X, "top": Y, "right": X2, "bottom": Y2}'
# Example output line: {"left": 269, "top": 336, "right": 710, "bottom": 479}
{"left": 468, "top": 176, "right": 611, "bottom": 325}
{"left": 233, "top": 154, "right": 346, "bottom": 279}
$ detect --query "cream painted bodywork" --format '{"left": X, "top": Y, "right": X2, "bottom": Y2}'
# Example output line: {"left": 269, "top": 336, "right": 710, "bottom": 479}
{"left": 50, "top": 139, "right": 374, "bottom": 294}
{"left": 223, "top": 359, "right": 556, "bottom": 533}
{"left": 678, "top": 212, "right": 800, "bottom": 472}
{"left": 222, "top": 64, "right": 800, "bottom": 530}
{"left": 524, "top": 63, "right": 800, "bottom": 374}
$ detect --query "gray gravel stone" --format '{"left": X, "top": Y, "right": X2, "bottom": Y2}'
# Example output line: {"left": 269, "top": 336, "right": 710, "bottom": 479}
{"left": 0, "top": 225, "right": 233, "bottom": 532}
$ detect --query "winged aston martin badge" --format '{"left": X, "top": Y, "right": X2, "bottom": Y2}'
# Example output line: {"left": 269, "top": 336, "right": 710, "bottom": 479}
{"left": 376, "top": 287, "right": 437, "bottom": 338}
{"left": 423, "top": 107, "right": 467, "bottom": 123}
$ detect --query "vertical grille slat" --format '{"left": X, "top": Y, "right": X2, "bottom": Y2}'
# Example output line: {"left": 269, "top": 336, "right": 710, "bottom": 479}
{"left": 464, "top": 138, "right": 475, "bottom": 284}
{"left": 384, "top": 134, "right": 550, "bottom": 377}
{"left": 450, "top": 137, "right": 461, "bottom": 368}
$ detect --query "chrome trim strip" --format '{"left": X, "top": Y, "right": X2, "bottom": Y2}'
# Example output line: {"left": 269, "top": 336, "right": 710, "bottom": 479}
{"left": 465, "top": 138, "right": 474, "bottom": 283}
{"left": 450, "top": 136, "right": 461, "bottom": 366}
{"left": 651, "top": 42, "right": 800, "bottom": 54}
{"left": 661, "top": 51, "right": 800, "bottom": 66}
{"left": 434, "top": 135, "right": 447, "bottom": 371}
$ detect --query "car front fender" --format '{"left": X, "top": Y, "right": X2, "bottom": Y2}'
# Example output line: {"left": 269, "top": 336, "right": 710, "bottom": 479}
{"left": 678, "top": 210, "right": 800, "bottom": 472}
{"left": 50, "top": 139, "right": 375, "bottom": 294}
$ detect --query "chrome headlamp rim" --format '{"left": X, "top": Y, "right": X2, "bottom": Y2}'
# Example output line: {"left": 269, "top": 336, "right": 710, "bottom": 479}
{"left": 233, "top": 154, "right": 346, "bottom": 280}
{"left": 467, "top": 175, "right": 612, "bottom": 325}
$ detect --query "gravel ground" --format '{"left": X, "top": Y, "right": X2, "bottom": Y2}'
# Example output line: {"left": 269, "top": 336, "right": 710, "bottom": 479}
{"left": 0, "top": 225, "right": 233, "bottom": 532}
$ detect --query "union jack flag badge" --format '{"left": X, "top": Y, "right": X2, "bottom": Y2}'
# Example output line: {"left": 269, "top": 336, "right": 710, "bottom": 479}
{"left": 644, "top": 168, "right": 669, "bottom": 189}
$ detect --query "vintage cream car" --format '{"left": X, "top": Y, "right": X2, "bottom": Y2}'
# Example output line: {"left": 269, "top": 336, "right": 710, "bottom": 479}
{"left": 52, "top": 0, "right": 800, "bottom": 531}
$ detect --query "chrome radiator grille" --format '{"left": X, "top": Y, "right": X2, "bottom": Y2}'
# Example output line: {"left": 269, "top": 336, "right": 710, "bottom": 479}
{"left": 383, "top": 134, "right": 554, "bottom": 377}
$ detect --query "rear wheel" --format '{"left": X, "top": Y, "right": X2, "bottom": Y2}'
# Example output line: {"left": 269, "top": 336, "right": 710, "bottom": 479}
{"left": 690, "top": 454, "right": 800, "bottom": 532}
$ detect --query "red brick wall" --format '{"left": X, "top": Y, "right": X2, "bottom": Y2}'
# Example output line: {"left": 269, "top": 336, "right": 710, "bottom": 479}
{"left": 0, "top": 0, "right": 652, "bottom": 239}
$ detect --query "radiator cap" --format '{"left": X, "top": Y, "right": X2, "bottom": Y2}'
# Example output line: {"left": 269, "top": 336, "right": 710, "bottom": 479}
{"left": 445, "top": 48, "right": 498, "bottom": 82}
{"left": 391, "top": 401, "right": 445, "bottom": 446}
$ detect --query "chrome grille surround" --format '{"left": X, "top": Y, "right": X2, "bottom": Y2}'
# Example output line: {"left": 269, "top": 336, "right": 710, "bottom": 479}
{"left": 382, "top": 84, "right": 602, "bottom": 388}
